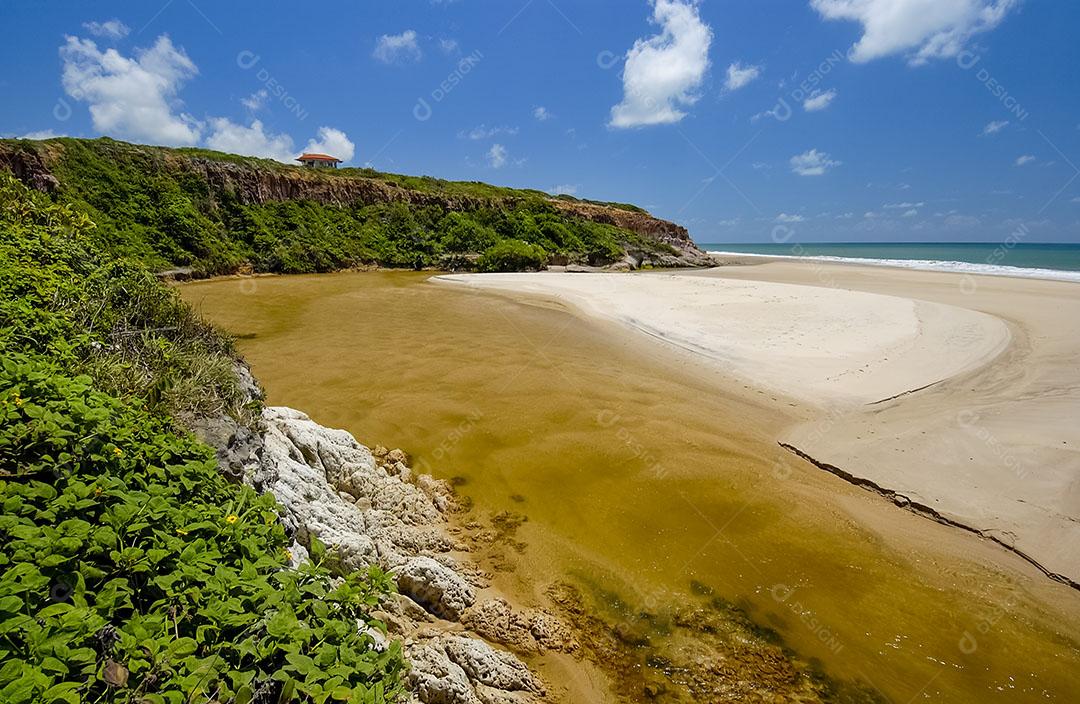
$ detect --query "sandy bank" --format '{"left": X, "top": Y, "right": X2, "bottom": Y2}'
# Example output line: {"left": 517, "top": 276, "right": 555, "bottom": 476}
{"left": 436, "top": 272, "right": 1011, "bottom": 408}
{"left": 436, "top": 267, "right": 1080, "bottom": 588}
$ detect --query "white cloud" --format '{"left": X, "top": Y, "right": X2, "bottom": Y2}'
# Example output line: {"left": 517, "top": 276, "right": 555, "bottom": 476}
{"left": 864, "top": 211, "right": 879, "bottom": 218}
{"left": 487, "top": 143, "right": 507, "bottom": 168}
{"left": 20, "top": 130, "right": 65, "bottom": 140}
{"left": 82, "top": 19, "right": 130, "bottom": 40}
{"left": 811, "top": 0, "right": 1018, "bottom": 65}
{"left": 303, "top": 127, "right": 355, "bottom": 163}
{"left": 609, "top": 0, "right": 712, "bottom": 128}
{"left": 775, "top": 213, "right": 805, "bottom": 223}
{"left": 1071, "top": 196, "right": 1080, "bottom": 204}
{"left": 205, "top": 118, "right": 296, "bottom": 162}
{"left": 836, "top": 212, "right": 855, "bottom": 219}
{"left": 790, "top": 148, "right": 841, "bottom": 176}
{"left": 551, "top": 184, "right": 578, "bottom": 196}
{"left": 884, "top": 201, "right": 925, "bottom": 209}
{"left": 1015, "top": 154, "right": 1035, "bottom": 166}
{"left": 373, "top": 30, "right": 422, "bottom": 64}
{"left": 60, "top": 34, "right": 202, "bottom": 146}
{"left": 902, "top": 208, "right": 919, "bottom": 217}
{"left": 458, "top": 124, "right": 519, "bottom": 140}
{"left": 241, "top": 89, "right": 268, "bottom": 111}
{"left": 534, "top": 106, "right": 552, "bottom": 121}
{"left": 981, "top": 119, "right": 1008, "bottom": 136}
{"left": 803, "top": 88, "right": 837, "bottom": 111}
{"left": 438, "top": 38, "right": 459, "bottom": 54}
{"left": 724, "top": 61, "right": 761, "bottom": 91}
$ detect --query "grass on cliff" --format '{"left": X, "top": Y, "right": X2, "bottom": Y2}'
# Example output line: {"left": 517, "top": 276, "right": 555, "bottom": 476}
{"left": 0, "top": 172, "right": 408, "bottom": 703}
{"left": 1, "top": 137, "right": 662, "bottom": 276}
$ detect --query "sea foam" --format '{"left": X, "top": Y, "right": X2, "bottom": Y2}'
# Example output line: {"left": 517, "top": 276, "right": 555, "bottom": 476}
{"left": 706, "top": 251, "right": 1080, "bottom": 284}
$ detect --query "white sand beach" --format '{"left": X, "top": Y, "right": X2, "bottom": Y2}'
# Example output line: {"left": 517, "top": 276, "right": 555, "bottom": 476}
{"left": 437, "top": 264, "right": 1080, "bottom": 588}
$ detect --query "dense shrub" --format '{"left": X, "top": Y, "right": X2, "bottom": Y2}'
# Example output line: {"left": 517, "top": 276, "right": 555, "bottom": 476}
{"left": 0, "top": 173, "right": 409, "bottom": 703}
{"left": 0, "top": 358, "right": 406, "bottom": 704}
{"left": 477, "top": 240, "right": 548, "bottom": 272}
{"left": 0, "top": 174, "right": 243, "bottom": 423}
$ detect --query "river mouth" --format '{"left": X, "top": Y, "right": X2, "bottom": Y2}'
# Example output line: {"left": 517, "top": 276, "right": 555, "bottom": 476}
{"left": 182, "top": 270, "right": 1080, "bottom": 703}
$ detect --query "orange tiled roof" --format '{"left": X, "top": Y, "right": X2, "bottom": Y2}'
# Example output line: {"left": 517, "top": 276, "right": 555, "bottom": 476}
{"left": 296, "top": 153, "right": 340, "bottom": 162}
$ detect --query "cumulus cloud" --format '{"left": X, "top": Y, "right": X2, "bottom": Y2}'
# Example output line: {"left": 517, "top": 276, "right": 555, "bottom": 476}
{"left": 724, "top": 61, "right": 761, "bottom": 91}
{"left": 811, "top": 0, "right": 1018, "bottom": 65}
{"left": 303, "top": 127, "right": 355, "bottom": 163}
{"left": 551, "top": 184, "right": 578, "bottom": 196}
{"left": 60, "top": 34, "right": 202, "bottom": 146}
{"left": 803, "top": 88, "right": 837, "bottom": 111}
{"left": 790, "top": 148, "right": 841, "bottom": 176}
{"left": 1015, "top": 155, "right": 1035, "bottom": 166}
{"left": 82, "top": 19, "right": 130, "bottom": 40}
{"left": 775, "top": 213, "right": 805, "bottom": 223}
{"left": 533, "top": 106, "right": 552, "bottom": 121}
{"left": 902, "top": 208, "right": 919, "bottom": 217}
{"left": 609, "top": 0, "right": 712, "bottom": 128}
{"left": 458, "top": 124, "right": 519, "bottom": 140}
{"left": 373, "top": 30, "right": 422, "bottom": 64}
{"left": 438, "top": 38, "right": 459, "bottom": 54}
{"left": 487, "top": 143, "right": 508, "bottom": 168}
{"left": 981, "top": 119, "right": 1008, "bottom": 136}
{"left": 205, "top": 118, "right": 296, "bottom": 162}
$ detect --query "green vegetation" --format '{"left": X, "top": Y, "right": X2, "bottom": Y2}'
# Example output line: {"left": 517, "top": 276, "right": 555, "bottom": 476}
{"left": 0, "top": 137, "right": 673, "bottom": 276}
{"left": 0, "top": 173, "right": 408, "bottom": 702}
{"left": 477, "top": 240, "right": 549, "bottom": 272}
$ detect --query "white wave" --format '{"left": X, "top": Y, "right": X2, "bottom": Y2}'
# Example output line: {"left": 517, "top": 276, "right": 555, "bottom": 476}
{"left": 706, "top": 250, "right": 1080, "bottom": 284}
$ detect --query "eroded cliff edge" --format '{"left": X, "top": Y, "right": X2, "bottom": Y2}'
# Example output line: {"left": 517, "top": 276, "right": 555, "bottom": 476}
{"left": 0, "top": 137, "right": 713, "bottom": 272}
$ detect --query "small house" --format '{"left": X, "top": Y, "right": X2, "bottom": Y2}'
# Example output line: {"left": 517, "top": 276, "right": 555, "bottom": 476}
{"left": 296, "top": 153, "right": 342, "bottom": 169}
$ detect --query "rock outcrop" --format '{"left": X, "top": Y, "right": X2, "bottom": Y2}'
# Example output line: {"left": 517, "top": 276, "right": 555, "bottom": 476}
{"left": 219, "top": 405, "right": 560, "bottom": 704}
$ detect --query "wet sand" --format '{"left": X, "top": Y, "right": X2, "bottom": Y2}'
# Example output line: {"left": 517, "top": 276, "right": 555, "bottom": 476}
{"left": 181, "top": 270, "right": 1080, "bottom": 703}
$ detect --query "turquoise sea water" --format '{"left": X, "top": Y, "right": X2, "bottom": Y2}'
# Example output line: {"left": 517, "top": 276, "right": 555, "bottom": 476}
{"left": 700, "top": 242, "right": 1080, "bottom": 281}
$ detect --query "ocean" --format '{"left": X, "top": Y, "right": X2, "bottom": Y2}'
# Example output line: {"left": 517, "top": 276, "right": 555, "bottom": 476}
{"left": 701, "top": 242, "right": 1080, "bottom": 282}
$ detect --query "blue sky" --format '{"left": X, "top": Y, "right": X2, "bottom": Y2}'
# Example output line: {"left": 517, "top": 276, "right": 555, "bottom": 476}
{"left": 1, "top": 0, "right": 1079, "bottom": 243}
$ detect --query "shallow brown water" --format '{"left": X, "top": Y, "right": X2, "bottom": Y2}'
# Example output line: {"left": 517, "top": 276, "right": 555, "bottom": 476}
{"left": 182, "top": 271, "right": 1080, "bottom": 703}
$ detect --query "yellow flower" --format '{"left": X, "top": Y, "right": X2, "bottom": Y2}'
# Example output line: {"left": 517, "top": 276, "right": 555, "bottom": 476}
{"left": 13, "top": 396, "right": 23, "bottom": 407}
{"left": 283, "top": 549, "right": 292, "bottom": 561}
{"left": 225, "top": 515, "right": 239, "bottom": 524}
{"left": 94, "top": 487, "right": 103, "bottom": 497}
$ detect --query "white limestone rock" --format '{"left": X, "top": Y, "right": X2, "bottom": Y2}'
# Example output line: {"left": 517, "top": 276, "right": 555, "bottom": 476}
{"left": 442, "top": 636, "right": 542, "bottom": 694}
{"left": 252, "top": 407, "right": 545, "bottom": 703}
{"left": 396, "top": 556, "right": 476, "bottom": 621}
{"left": 406, "top": 641, "right": 481, "bottom": 704}
{"left": 258, "top": 410, "right": 378, "bottom": 570}
{"left": 406, "top": 637, "right": 542, "bottom": 704}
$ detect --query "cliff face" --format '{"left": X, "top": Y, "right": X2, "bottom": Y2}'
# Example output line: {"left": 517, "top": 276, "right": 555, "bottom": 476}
{"left": 0, "top": 138, "right": 713, "bottom": 268}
